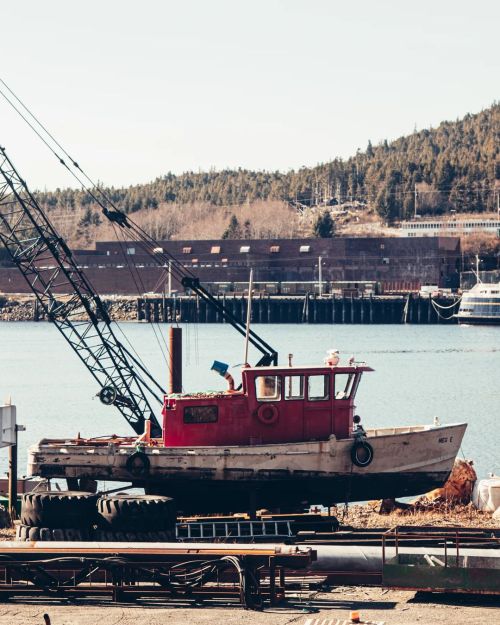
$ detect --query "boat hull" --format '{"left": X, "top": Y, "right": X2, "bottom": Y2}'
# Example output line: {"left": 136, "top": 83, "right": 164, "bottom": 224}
{"left": 456, "top": 315, "right": 500, "bottom": 325}
{"left": 28, "top": 423, "right": 467, "bottom": 513}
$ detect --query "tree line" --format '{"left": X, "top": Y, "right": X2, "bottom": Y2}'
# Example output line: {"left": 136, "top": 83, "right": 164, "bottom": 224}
{"left": 35, "top": 103, "right": 499, "bottom": 226}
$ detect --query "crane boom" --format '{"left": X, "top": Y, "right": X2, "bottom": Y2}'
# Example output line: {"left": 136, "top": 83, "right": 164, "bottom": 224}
{"left": 0, "top": 146, "right": 163, "bottom": 436}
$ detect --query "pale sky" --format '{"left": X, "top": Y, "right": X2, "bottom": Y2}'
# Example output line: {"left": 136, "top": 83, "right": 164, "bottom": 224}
{"left": 0, "top": 0, "right": 498, "bottom": 191}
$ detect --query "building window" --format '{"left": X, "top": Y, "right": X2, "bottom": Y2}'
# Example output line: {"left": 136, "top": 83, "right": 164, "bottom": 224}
{"left": 240, "top": 245, "right": 250, "bottom": 253}
{"left": 382, "top": 257, "right": 390, "bottom": 265}
{"left": 182, "top": 246, "right": 192, "bottom": 254}
{"left": 184, "top": 405, "right": 218, "bottom": 424}
{"left": 221, "top": 257, "right": 228, "bottom": 263}
{"left": 270, "top": 245, "right": 280, "bottom": 253}
{"left": 126, "top": 247, "right": 135, "bottom": 255}
{"left": 210, "top": 245, "right": 221, "bottom": 254}
{"left": 299, "top": 245, "right": 311, "bottom": 253}
{"left": 191, "top": 258, "right": 198, "bottom": 264}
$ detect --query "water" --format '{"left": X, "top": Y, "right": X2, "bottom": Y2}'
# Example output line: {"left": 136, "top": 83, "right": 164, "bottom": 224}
{"left": 0, "top": 322, "right": 499, "bottom": 480}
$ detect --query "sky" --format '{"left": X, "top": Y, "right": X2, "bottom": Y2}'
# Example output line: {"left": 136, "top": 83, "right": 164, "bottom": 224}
{"left": 0, "top": 0, "right": 498, "bottom": 191}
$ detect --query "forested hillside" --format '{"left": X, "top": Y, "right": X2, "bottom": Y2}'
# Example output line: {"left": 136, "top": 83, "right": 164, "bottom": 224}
{"left": 36, "top": 103, "right": 499, "bottom": 240}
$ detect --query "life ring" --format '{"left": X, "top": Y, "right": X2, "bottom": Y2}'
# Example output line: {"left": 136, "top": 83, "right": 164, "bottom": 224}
{"left": 126, "top": 451, "right": 150, "bottom": 477}
{"left": 350, "top": 440, "right": 374, "bottom": 467}
{"left": 256, "top": 403, "right": 279, "bottom": 425}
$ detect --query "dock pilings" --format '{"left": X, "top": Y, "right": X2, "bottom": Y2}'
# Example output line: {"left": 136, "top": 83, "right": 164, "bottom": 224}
{"left": 137, "top": 294, "right": 459, "bottom": 324}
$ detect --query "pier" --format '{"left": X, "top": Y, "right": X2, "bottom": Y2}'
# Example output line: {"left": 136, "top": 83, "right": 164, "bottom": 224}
{"left": 137, "top": 294, "right": 460, "bottom": 324}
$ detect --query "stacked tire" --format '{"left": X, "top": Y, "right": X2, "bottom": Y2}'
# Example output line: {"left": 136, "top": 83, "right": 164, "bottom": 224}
{"left": 17, "top": 491, "right": 98, "bottom": 541}
{"left": 94, "top": 494, "right": 176, "bottom": 541}
{"left": 17, "top": 491, "right": 176, "bottom": 542}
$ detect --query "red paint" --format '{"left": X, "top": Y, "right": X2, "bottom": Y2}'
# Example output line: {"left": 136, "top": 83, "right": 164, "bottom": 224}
{"left": 162, "top": 364, "right": 373, "bottom": 447}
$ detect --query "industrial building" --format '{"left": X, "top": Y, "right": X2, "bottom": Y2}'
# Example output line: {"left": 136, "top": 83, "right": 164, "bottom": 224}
{"left": 0, "top": 236, "right": 461, "bottom": 295}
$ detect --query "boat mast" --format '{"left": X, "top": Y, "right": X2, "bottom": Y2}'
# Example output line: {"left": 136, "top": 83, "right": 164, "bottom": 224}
{"left": 244, "top": 269, "right": 254, "bottom": 366}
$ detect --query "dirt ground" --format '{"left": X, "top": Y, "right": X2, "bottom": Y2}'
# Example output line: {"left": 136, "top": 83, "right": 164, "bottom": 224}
{"left": 0, "top": 587, "right": 498, "bottom": 625}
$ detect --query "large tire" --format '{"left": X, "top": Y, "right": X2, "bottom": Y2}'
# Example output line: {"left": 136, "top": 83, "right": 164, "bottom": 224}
{"left": 20, "top": 491, "right": 98, "bottom": 529}
{"left": 96, "top": 495, "right": 176, "bottom": 532}
{"left": 350, "top": 440, "right": 374, "bottom": 468}
{"left": 15, "top": 524, "right": 89, "bottom": 541}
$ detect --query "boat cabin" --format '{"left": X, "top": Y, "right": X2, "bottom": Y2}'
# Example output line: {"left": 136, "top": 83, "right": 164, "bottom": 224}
{"left": 162, "top": 363, "right": 373, "bottom": 447}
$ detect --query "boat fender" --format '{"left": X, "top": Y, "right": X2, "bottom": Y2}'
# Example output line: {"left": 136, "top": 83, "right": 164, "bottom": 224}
{"left": 256, "top": 403, "right": 279, "bottom": 425}
{"left": 126, "top": 451, "right": 150, "bottom": 477}
{"left": 350, "top": 440, "right": 374, "bottom": 468}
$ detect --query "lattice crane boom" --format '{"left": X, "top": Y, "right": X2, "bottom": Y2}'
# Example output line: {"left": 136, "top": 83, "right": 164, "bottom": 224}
{"left": 0, "top": 146, "right": 164, "bottom": 436}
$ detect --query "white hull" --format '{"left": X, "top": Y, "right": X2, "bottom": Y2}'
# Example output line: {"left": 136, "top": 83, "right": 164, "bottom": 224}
{"left": 28, "top": 423, "right": 466, "bottom": 511}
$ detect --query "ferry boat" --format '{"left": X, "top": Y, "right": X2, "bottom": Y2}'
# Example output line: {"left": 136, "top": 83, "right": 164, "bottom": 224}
{"left": 455, "top": 281, "right": 500, "bottom": 325}
{"left": 28, "top": 357, "right": 467, "bottom": 513}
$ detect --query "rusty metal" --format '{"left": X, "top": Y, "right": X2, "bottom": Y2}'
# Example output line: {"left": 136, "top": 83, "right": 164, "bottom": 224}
{"left": 382, "top": 526, "right": 500, "bottom": 595}
{"left": 0, "top": 541, "right": 314, "bottom": 608}
{"left": 168, "top": 326, "right": 182, "bottom": 394}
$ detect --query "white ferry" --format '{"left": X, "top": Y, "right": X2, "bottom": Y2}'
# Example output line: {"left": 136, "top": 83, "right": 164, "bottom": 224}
{"left": 455, "top": 282, "right": 500, "bottom": 325}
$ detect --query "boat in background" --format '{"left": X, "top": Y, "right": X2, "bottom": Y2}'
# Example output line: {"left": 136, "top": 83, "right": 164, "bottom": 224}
{"left": 455, "top": 281, "right": 500, "bottom": 325}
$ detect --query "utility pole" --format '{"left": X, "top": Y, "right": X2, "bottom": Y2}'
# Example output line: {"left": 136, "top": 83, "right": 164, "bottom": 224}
{"left": 318, "top": 256, "right": 323, "bottom": 296}
{"left": 414, "top": 184, "right": 418, "bottom": 218}
{"left": 167, "top": 260, "right": 172, "bottom": 297}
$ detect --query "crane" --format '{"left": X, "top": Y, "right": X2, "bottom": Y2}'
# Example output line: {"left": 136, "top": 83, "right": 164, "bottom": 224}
{"left": 0, "top": 145, "right": 278, "bottom": 439}
{"left": 0, "top": 146, "right": 164, "bottom": 436}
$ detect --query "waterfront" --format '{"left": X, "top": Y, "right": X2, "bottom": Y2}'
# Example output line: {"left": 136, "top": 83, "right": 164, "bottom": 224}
{"left": 0, "top": 322, "right": 498, "bottom": 483}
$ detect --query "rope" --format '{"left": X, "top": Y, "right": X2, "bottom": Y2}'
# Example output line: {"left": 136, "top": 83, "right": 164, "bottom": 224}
{"left": 431, "top": 298, "right": 459, "bottom": 321}
{"left": 430, "top": 295, "right": 462, "bottom": 310}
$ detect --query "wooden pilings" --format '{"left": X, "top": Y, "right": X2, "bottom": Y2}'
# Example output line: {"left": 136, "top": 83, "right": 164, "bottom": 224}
{"left": 137, "top": 294, "right": 460, "bottom": 325}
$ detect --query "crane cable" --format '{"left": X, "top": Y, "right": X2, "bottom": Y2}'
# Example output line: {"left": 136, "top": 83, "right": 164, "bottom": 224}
{"left": 0, "top": 79, "right": 274, "bottom": 364}
{"left": 0, "top": 79, "right": 184, "bottom": 369}
{"left": 0, "top": 79, "right": 175, "bottom": 391}
{"left": 0, "top": 79, "right": 195, "bottom": 286}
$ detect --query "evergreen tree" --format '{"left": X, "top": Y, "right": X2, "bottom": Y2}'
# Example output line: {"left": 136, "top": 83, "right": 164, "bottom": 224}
{"left": 221, "top": 214, "right": 241, "bottom": 239}
{"left": 312, "top": 210, "right": 335, "bottom": 238}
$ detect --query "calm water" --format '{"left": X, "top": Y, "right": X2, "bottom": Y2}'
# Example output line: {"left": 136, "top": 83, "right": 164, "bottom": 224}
{"left": 0, "top": 322, "right": 499, "bottom": 479}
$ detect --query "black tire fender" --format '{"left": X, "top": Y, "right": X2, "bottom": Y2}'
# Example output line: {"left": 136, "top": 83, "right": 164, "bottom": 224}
{"left": 351, "top": 440, "right": 374, "bottom": 468}
{"left": 125, "top": 451, "right": 151, "bottom": 477}
{"left": 256, "top": 403, "right": 279, "bottom": 425}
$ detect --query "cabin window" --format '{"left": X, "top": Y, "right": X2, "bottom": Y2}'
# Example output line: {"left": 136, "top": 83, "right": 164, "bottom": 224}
{"left": 284, "top": 375, "right": 304, "bottom": 400}
{"left": 183, "top": 405, "right": 218, "bottom": 423}
{"left": 334, "top": 373, "right": 358, "bottom": 399}
{"left": 255, "top": 376, "right": 281, "bottom": 401}
{"left": 307, "top": 375, "right": 329, "bottom": 401}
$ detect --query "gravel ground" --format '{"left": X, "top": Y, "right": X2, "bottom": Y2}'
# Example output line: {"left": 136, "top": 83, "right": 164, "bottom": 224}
{"left": 0, "top": 587, "right": 498, "bottom": 625}
{"left": 1, "top": 506, "right": 498, "bottom": 623}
